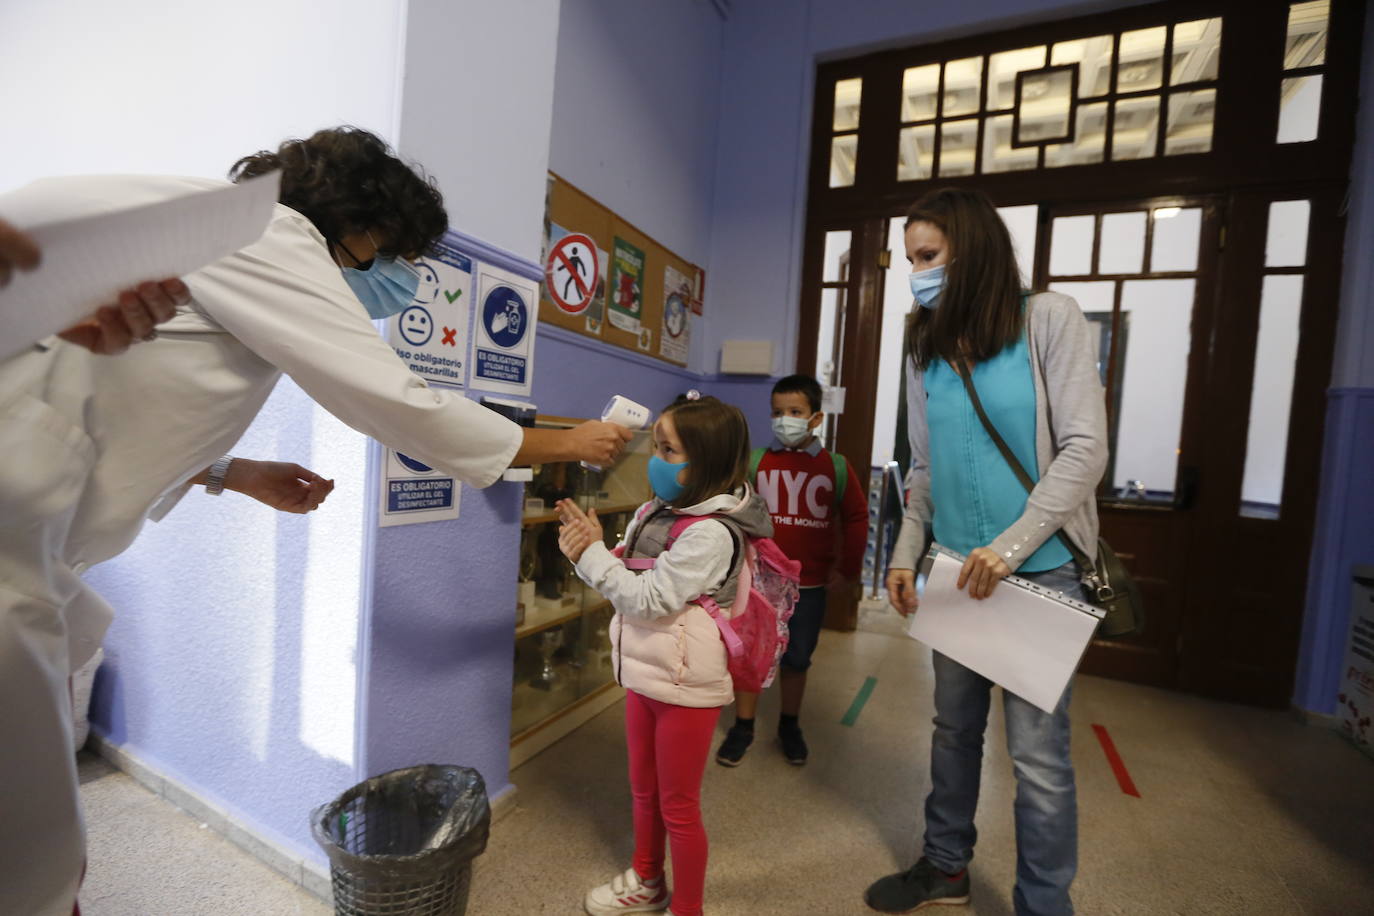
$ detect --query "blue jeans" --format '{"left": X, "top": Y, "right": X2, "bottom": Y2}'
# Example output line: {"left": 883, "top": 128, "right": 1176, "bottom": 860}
{"left": 922, "top": 562, "right": 1081, "bottom": 916}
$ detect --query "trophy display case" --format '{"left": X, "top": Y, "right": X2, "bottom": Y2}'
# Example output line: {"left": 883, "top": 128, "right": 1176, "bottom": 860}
{"left": 511, "top": 416, "right": 650, "bottom": 763}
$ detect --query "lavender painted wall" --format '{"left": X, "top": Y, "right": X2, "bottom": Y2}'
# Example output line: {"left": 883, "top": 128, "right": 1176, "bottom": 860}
{"left": 1293, "top": 5, "right": 1374, "bottom": 715}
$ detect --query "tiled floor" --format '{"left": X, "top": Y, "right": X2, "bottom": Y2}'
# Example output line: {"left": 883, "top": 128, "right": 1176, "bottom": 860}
{"left": 81, "top": 598, "right": 1374, "bottom": 915}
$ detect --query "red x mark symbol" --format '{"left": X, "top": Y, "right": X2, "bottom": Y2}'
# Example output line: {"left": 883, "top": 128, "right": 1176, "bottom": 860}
{"left": 441, "top": 326, "right": 457, "bottom": 346}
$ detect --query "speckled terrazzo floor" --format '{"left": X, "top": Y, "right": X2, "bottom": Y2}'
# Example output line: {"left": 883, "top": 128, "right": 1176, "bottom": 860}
{"left": 80, "top": 597, "right": 1374, "bottom": 915}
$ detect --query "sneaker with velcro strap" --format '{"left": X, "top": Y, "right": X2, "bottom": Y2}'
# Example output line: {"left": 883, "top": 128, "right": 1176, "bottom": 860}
{"left": 584, "top": 866, "right": 670, "bottom": 915}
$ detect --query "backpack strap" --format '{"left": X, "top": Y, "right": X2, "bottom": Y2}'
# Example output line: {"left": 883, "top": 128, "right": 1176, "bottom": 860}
{"left": 748, "top": 447, "right": 766, "bottom": 484}
{"left": 829, "top": 451, "right": 847, "bottom": 503}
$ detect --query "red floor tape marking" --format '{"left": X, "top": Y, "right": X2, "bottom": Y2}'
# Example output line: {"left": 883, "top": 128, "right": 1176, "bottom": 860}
{"left": 1092, "top": 723, "right": 1141, "bottom": 797}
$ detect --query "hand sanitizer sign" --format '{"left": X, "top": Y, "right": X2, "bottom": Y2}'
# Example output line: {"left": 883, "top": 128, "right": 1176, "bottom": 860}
{"left": 378, "top": 447, "right": 460, "bottom": 528}
{"left": 471, "top": 263, "right": 537, "bottom": 396}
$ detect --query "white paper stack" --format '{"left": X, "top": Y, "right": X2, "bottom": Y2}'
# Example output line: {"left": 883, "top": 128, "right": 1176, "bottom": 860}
{"left": 0, "top": 171, "right": 281, "bottom": 360}
{"left": 908, "top": 545, "right": 1105, "bottom": 713}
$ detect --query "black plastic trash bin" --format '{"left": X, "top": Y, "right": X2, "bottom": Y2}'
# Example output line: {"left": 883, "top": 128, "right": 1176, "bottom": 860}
{"left": 311, "top": 764, "right": 490, "bottom": 915}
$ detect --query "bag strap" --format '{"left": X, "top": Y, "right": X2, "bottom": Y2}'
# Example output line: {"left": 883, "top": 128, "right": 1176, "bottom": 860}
{"left": 749, "top": 447, "right": 765, "bottom": 481}
{"left": 830, "top": 451, "right": 847, "bottom": 503}
{"left": 951, "top": 359, "right": 1097, "bottom": 577}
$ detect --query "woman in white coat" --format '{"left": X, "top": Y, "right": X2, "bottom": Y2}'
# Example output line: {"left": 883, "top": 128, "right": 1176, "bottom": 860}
{"left": 0, "top": 126, "right": 632, "bottom": 915}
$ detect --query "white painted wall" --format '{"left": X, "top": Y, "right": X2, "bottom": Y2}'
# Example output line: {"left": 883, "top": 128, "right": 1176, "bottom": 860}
{"left": 0, "top": 0, "right": 406, "bottom": 859}
{"left": 399, "top": 0, "right": 563, "bottom": 264}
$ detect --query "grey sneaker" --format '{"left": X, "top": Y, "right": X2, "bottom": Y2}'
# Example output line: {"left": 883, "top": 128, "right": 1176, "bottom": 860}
{"left": 864, "top": 858, "right": 970, "bottom": 913}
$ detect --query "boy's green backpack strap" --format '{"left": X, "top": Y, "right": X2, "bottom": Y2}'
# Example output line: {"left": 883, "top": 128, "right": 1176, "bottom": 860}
{"left": 749, "top": 446, "right": 766, "bottom": 482}
{"left": 830, "top": 452, "right": 847, "bottom": 503}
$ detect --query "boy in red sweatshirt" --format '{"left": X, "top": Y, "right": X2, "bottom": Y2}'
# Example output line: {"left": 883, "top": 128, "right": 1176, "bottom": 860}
{"left": 716, "top": 374, "right": 868, "bottom": 766}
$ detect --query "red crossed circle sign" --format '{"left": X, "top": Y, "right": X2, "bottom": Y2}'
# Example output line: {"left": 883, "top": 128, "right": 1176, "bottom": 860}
{"left": 545, "top": 233, "right": 599, "bottom": 315}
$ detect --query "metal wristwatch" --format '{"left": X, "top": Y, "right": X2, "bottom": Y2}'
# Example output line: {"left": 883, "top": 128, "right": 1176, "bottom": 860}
{"left": 205, "top": 455, "right": 235, "bottom": 495}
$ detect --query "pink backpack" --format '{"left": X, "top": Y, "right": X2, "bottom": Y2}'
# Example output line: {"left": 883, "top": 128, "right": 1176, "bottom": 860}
{"left": 619, "top": 512, "right": 801, "bottom": 692}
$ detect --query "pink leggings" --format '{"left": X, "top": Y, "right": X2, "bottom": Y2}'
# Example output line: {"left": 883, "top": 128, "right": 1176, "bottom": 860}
{"left": 625, "top": 691, "right": 721, "bottom": 916}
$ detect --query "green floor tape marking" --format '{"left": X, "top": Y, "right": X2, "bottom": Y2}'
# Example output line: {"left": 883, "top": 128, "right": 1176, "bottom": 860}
{"left": 841, "top": 676, "right": 877, "bottom": 726}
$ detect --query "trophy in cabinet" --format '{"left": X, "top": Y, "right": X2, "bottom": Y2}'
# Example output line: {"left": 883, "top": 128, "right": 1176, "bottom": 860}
{"left": 530, "top": 626, "right": 564, "bottom": 691}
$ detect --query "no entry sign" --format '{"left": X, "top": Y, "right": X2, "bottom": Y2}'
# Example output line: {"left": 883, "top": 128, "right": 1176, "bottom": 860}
{"left": 545, "top": 232, "right": 599, "bottom": 314}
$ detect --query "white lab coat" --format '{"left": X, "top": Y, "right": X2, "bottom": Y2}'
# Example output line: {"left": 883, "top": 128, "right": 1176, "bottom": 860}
{"left": 0, "top": 174, "right": 523, "bottom": 914}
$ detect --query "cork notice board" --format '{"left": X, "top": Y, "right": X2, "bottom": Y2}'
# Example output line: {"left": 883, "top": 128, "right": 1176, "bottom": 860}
{"left": 540, "top": 173, "right": 702, "bottom": 367}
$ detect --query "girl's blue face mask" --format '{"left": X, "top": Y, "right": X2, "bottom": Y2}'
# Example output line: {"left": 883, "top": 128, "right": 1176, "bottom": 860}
{"left": 648, "top": 455, "right": 690, "bottom": 503}
{"left": 909, "top": 263, "right": 946, "bottom": 310}
{"left": 339, "top": 234, "right": 421, "bottom": 319}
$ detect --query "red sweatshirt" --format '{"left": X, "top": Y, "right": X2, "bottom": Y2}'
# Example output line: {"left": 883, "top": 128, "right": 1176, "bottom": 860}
{"left": 754, "top": 439, "right": 869, "bottom": 587}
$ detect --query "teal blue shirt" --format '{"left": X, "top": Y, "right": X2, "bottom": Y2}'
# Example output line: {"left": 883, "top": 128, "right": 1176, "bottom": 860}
{"left": 923, "top": 334, "right": 1072, "bottom": 574}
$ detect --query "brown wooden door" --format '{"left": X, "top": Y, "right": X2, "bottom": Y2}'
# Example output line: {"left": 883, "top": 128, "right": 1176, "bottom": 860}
{"left": 1032, "top": 196, "right": 1225, "bottom": 689}
{"left": 1034, "top": 187, "right": 1341, "bottom": 704}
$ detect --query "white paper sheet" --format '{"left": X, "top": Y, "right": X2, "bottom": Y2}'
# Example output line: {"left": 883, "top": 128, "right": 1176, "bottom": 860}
{"left": 908, "top": 545, "right": 1105, "bottom": 713}
{"left": 0, "top": 171, "right": 281, "bottom": 360}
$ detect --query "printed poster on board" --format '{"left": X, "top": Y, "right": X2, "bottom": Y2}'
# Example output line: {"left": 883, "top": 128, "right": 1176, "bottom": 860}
{"left": 543, "top": 223, "right": 607, "bottom": 333}
{"left": 471, "top": 263, "right": 538, "bottom": 397}
{"left": 386, "top": 237, "right": 471, "bottom": 388}
{"left": 608, "top": 237, "right": 644, "bottom": 333}
{"left": 659, "top": 264, "right": 692, "bottom": 363}
{"left": 378, "top": 447, "right": 459, "bottom": 528}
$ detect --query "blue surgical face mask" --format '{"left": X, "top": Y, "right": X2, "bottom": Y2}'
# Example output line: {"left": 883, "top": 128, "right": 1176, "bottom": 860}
{"left": 909, "top": 263, "right": 947, "bottom": 310}
{"left": 648, "top": 455, "right": 690, "bottom": 503}
{"left": 340, "top": 237, "right": 421, "bottom": 319}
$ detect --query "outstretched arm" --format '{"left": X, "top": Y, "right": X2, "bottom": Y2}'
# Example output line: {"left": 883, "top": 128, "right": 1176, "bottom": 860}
{"left": 189, "top": 458, "right": 335, "bottom": 514}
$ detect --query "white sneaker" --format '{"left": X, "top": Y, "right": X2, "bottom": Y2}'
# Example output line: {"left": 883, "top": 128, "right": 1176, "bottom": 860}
{"left": 583, "top": 866, "right": 671, "bottom": 915}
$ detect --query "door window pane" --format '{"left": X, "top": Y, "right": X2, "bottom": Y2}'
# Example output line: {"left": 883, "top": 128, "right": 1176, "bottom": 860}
{"left": 997, "top": 205, "right": 1040, "bottom": 283}
{"left": 1117, "top": 27, "right": 1167, "bottom": 92}
{"left": 988, "top": 46, "right": 1047, "bottom": 109}
{"left": 897, "top": 125, "right": 936, "bottom": 180}
{"left": 983, "top": 114, "right": 1037, "bottom": 173}
{"left": 1265, "top": 200, "right": 1311, "bottom": 267}
{"left": 1278, "top": 75, "right": 1322, "bottom": 143}
{"left": 833, "top": 78, "right": 863, "bottom": 130}
{"left": 1044, "top": 102, "right": 1108, "bottom": 167}
{"left": 1098, "top": 212, "right": 1147, "bottom": 275}
{"left": 1048, "top": 281, "right": 1116, "bottom": 382}
{"left": 902, "top": 65, "right": 941, "bottom": 121}
{"left": 823, "top": 230, "right": 852, "bottom": 283}
{"left": 816, "top": 287, "right": 846, "bottom": 388}
{"left": 1049, "top": 215, "right": 1095, "bottom": 276}
{"left": 1051, "top": 35, "right": 1113, "bottom": 96}
{"left": 1111, "top": 95, "right": 1161, "bottom": 160}
{"left": 943, "top": 57, "right": 985, "bottom": 117}
{"left": 1240, "top": 275, "right": 1304, "bottom": 519}
{"left": 938, "top": 119, "right": 978, "bottom": 176}
{"left": 1016, "top": 67, "right": 1075, "bottom": 144}
{"left": 1285, "top": 1, "right": 1329, "bottom": 68}
{"left": 1150, "top": 207, "right": 1202, "bottom": 272}
{"left": 1112, "top": 279, "right": 1196, "bottom": 501}
{"left": 830, "top": 135, "right": 858, "bottom": 187}
{"left": 1171, "top": 18, "right": 1223, "bottom": 83}
{"left": 1166, "top": 88, "right": 1216, "bottom": 155}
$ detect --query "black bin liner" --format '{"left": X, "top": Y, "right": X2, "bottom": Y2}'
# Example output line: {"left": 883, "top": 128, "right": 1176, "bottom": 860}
{"left": 311, "top": 764, "right": 490, "bottom": 915}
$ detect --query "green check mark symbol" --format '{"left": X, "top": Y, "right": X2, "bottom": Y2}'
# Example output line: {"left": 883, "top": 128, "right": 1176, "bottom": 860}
{"left": 444, "top": 289, "right": 463, "bottom": 304}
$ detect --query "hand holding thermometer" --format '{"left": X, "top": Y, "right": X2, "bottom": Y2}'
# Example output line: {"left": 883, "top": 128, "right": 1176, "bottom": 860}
{"left": 583, "top": 395, "right": 651, "bottom": 471}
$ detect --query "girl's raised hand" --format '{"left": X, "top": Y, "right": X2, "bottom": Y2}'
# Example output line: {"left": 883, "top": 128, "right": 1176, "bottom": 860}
{"left": 555, "top": 499, "right": 603, "bottom": 563}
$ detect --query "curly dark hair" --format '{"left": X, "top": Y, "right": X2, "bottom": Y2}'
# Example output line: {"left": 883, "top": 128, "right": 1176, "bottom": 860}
{"left": 228, "top": 126, "right": 448, "bottom": 259}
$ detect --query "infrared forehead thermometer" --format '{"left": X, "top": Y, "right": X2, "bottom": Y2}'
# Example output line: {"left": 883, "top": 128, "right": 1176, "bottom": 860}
{"left": 582, "top": 395, "right": 651, "bottom": 471}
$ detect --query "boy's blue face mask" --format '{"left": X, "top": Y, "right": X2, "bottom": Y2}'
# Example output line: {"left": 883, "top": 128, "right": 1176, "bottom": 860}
{"left": 648, "top": 455, "right": 690, "bottom": 503}
{"left": 909, "top": 263, "right": 947, "bottom": 310}
{"left": 339, "top": 235, "right": 421, "bottom": 319}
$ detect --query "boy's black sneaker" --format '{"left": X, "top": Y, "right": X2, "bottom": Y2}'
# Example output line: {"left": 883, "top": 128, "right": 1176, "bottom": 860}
{"left": 715, "top": 724, "right": 754, "bottom": 767}
{"left": 778, "top": 723, "right": 808, "bottom": 765}
{"left": 864, "top": 858, "right": 970, "bottom": 913}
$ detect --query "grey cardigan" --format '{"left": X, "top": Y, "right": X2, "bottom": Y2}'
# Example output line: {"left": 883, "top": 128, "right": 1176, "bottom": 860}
{"left": 889, "top": 291, "right": 1109, "bottom": 574}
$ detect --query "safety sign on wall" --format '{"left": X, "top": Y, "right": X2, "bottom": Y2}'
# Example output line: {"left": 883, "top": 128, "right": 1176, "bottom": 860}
{"left": 608, "top": 237, "right": 644, "bottom": 334}
{"left": 659, "top": 264, "right": 692, "bottom": 363}
{"left": 387, "top": 238, "right": 472, "bottom": 388}
{"left": 378, "top": 448, "right": 460, "bottom": 528}
{"left": 471, "top": 264, "right": 538, "bottom": 397}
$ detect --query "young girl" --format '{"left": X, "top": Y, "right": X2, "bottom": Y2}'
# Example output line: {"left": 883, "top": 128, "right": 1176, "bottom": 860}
{"left": 557, "top": 392, "right": 771, "bottom": 916}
